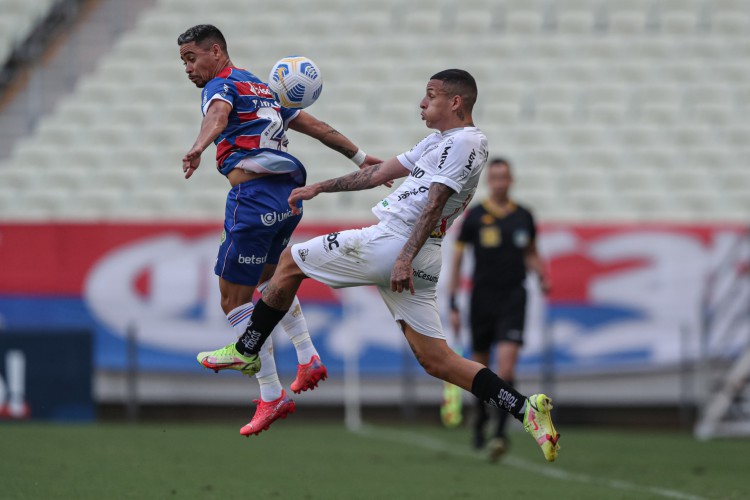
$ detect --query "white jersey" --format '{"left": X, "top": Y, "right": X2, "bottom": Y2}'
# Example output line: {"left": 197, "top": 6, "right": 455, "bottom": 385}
{"left": 372, "top": 126, "right": 489, "bottom": 239}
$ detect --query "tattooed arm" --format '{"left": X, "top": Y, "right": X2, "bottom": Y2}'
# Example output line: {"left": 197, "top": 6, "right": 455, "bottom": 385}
{"left": 288, "top": 157, "right": 408, "bottom": 212}
{"left": 391, "top": 183, "right": 454, "bottom": 294}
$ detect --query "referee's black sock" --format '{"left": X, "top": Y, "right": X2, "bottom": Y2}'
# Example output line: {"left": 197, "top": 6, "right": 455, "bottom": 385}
{"left": 470, "top": 368, "right": 526, "bottom": 422}
{"left": 235, "top": 299, "right": 287, "bottom": 356}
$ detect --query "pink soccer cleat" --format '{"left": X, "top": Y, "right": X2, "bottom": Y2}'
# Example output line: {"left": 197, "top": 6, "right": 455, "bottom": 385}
{"left": 240, "top": 390, "right": 296, "bottom": 437}
{"left": 290, "top": 355, "right": 328, "bottom": 394}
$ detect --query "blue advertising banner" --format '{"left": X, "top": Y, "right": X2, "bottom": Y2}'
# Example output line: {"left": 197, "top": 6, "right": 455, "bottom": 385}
{"left": 0, "top": 331, "right": 94, "bottom": 421}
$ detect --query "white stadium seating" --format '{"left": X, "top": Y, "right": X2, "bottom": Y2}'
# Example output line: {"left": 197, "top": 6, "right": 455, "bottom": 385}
{"left": 1, "top": 0, "right": 750, "bottom": 223}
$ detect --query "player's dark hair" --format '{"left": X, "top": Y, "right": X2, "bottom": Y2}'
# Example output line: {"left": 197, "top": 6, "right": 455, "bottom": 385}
{"left": 489, "top": 157, "right": 512, "bottom": 174}
{"left": 430, "top": 69, "right": 478, "bottom": 110}
{"left": 177, "top": 24, "right": 228, "bottom": 53}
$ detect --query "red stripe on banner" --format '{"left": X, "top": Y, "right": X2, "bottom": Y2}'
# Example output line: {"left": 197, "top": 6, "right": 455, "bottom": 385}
{"left": 1, "top": 222, "right": 746, "bottom": 301}
{"left": 0, "top": 222, "right": 353, "bottom": 300}
{"left": 0, "top": 223, "right": 217, "bottom": 295}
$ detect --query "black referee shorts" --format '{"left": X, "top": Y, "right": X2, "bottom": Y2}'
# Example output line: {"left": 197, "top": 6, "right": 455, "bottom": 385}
{"left": 469, "top": 285, "right": 527, "bottom": 353}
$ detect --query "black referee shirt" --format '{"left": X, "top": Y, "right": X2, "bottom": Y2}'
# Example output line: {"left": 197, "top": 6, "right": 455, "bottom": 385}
{"left": 456, "top": 200, "right": 537, "bottom": 293}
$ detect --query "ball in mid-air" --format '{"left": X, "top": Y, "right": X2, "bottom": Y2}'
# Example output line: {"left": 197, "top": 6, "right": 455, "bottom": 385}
{"left": 268, "top": 56, "right": 323, "bottom": 109}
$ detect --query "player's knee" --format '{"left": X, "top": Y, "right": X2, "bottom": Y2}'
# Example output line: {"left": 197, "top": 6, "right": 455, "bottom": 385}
{"left": 415, "top": 349, "right": 448, "bottom": 380}
{"left": 278, "top": 248, "right": 301, "bottom": 274}
{"left": 220, "top": 293, "right": 242, "bottom": 314}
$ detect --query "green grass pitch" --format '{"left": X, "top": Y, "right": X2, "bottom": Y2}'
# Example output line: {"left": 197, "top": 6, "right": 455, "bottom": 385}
{"left": 0, "top": 419, "right": 747, "bottom": 499}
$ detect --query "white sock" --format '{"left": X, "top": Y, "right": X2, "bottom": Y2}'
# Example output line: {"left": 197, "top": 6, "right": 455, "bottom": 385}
{"left": 255, "top": 338, "right": 283, "bottom": 402}
{"left": 226, "top": 302, "right": 255, "bottom": 334}
{"left": 258, "top": 282, "right": 319, "bottom": 365}
{"left": 226, "top": 302, "right": 283, "bottom": 402}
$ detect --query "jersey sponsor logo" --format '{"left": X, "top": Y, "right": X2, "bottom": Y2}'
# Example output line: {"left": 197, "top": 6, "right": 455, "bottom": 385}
{"left": 463, "top": 149, "right": 476, "bottom": 170}
{"left": 396, "top": 185, "right": 429, "bottom": 201}
{"left": 260, "top": 208, "right": 298, "bottom": 227}
{"left": 238, "top": 254, "right": 267, "bottom": 265}
{"left": 411, "top": 166, "right": 426, "bottom": 178}
{"left": 234, "top": 81, "right": 275, "bottom": 99}
{"left": 222, "top": 83, "right": 230, "bottom": 97}
{"left": 298, "top": 248, "right": 309, "bottom": 262}
{"left": 438, "top": 145, "right": 452, "bottom": 169}
{"left": 324, "top": 232, "right": 340, "bottom": 251}
{"left": 412, "top": 268, "right": 439, "bottom": 283}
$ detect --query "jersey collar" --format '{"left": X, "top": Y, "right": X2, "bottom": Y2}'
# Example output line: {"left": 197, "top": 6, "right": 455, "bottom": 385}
{"left": 216, "top": 66, "right": 238, "bottom": 79}
{"left": 482, "top": 199, "right": 517, "bottom": 219}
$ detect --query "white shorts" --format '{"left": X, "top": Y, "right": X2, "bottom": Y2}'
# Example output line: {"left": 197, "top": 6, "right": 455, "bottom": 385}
{"left": 290, "top": 223, "right": 445, "bottom": 339}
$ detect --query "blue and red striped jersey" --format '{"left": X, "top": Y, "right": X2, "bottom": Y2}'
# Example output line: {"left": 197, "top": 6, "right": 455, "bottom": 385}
{"left": 201, "top": 66, "right": 303, "bottom": 179}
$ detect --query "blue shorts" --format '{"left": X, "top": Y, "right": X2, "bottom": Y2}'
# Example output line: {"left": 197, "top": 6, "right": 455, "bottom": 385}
{"left": 215, "top": 174, "right": 303, "bottom": 286}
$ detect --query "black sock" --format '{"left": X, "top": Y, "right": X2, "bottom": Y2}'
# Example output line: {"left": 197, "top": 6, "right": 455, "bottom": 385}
{"left": 474, "top": 397, "right": 489, "bottom": 429}
{"left": 235, "top": 299, "right": 287, "bottom": 356}
{"left": 495, "top": 378, "right": 514, "bottom": 437}
{"left": 470, "top": 368, "right": 526, "bottom": 422}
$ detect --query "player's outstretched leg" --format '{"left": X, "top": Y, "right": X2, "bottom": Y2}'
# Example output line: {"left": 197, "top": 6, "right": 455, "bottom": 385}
{"left": 522, "top": 394, "right": 560, "bottom": 462}
{"left": 400, "top": 324, "right": 560, "bottom": 462}
{"left": 196, "top": 342, "right": 260, "bottom": 376}
{"left": 240, "top": 389, "right": 296, "bottom": 436}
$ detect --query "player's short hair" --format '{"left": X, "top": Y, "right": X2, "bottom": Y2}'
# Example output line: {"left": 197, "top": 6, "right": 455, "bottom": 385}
{"left": 489, "top": 157, "right": 512, "bottom": 174}
{"left": 177, "top": 24, "right": 228, "bottom": 53}
{"left": 430, "top": 69, "right": 478, "bottom": 111}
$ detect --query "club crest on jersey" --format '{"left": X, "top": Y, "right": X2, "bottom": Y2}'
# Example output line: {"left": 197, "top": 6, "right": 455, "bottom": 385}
{"left": 480, "top": 227, "right": 501, "bottom": 248}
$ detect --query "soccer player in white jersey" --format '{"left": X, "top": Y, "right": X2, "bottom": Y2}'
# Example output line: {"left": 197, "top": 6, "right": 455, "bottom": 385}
{"left": 198, "top": 69, "right": 560, "bottom": 461}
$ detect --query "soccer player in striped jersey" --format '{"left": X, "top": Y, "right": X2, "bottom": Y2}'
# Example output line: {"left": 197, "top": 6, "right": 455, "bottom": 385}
{"left": 178, "top": 24, "right": 380, "bottom": 436}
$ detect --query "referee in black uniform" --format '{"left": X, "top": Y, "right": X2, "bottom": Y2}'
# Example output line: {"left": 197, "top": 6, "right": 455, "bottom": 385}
{"left": 448, "top": 157, "right": 551, "bottom": 462}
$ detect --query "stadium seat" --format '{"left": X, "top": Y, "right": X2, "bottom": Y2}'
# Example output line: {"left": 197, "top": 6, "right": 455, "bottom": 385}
{"left": 505, "top": 9, "right": 546, "bottom": 34}
{"left": 710, "top": 10, "right": 750, "bottom": 34}
{"left": 3, "top": 0, "right": 750, "bottom": 224}
{"left": 659, "top": 10, "right": 699, "bottom": 34}
{"left": 556, "top": 10, "right": 596, "bottom": 34}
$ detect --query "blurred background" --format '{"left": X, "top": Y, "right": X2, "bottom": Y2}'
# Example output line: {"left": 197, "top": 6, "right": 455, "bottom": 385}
{"left": 1, "top": 0, "right": 749, "bottom": 443}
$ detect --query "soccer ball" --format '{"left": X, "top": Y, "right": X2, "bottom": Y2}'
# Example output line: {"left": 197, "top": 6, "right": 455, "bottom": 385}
{"left": 267, "top": 56, "right": 323, "bottom": 109}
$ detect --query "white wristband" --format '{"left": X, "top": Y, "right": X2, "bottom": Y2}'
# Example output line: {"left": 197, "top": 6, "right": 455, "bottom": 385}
{"left": 351, "top": 149, "right": 366, "bottom": 167}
